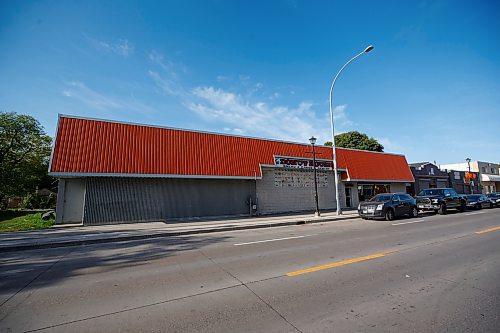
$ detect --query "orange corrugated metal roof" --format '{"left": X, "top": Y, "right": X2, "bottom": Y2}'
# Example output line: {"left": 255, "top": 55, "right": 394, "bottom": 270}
{"left": 49, "top": 115, "right": 414, "bottom": 182}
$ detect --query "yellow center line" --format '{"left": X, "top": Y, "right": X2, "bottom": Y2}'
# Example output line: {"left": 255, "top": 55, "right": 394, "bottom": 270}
{"left": 286, "top": 251, "right": 395, "bottom": 277}
{"left": 475, "top": 226, "right": 500, "bottom": 234}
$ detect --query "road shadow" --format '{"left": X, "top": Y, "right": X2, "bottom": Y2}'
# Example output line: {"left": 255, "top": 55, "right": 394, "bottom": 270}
{"left": 0, "top": 234, "right": 231, "bottom": 305}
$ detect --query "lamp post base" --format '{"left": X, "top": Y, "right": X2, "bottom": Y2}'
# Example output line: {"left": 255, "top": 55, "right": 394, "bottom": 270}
{"left": 314, "top": 211, "right": 321, "bottom": 217}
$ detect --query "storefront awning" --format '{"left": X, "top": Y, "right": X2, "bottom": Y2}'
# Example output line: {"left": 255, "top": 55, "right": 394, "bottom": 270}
{"left": 481, "top": 174, "right": 500, "bottom": 182}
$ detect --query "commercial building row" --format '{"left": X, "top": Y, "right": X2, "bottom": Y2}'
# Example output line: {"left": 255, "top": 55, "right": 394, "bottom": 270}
{"left": 49, "top": 115, "right": 414, "bottom": 225}
{"left": 408, "top": 162, "right": 482, "bottom": 196}
{"left": 440, "top": 161, "right": 500, "bottom": 194}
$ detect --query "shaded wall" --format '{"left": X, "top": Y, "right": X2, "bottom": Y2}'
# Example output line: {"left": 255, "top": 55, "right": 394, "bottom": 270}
{"left": 83, "top": 177, "right": 254, "bottom": 225}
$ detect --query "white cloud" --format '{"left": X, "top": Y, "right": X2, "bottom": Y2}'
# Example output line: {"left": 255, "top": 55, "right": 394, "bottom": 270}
{"left": 148, "top": 51, "right": 188, "bottom": 97}
{"left": 149, "top": 50, "right": 188, "bottom": 75}
{"left": 216, "top": 75, "right": 231, "bottom": 82}
{"left": 377, "top": 137, "right": 401, "bottom": 152}
{"left": 186, "top": 86, "right": 343, "bottom": 143}
{"left": 89, "top": 38, "right": 134, "bottom": 57}
{"left": 62, "top": 81, "right": 154, "bottom": 113}
{"left": 148, "top": 71, "right": 186, "bottom": 97}
{"left": 143, "top": 53, "right": 353, "bottom": 143}
{"left": 331, "top": 104, "right": 354, "bottom": 127}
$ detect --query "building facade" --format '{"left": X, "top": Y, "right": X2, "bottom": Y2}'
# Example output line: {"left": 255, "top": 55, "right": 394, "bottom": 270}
{"left": 447, "top": 170, "right": 481, "bottom": 194}
{"left": 441, "top": 161, "right": 499, "bottom": 194}
{"left": 49, "top": 115, "right": 414, "bottom": 225}
{"left": 408, "top": 162, "right": 449, "bottom": 196}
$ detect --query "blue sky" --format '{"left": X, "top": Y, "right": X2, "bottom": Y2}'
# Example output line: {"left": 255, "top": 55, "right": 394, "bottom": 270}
{"left": 1, "top": 0, "right": 499, "bottom": 164}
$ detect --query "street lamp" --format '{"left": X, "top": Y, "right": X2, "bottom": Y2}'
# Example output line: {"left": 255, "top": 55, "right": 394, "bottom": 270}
{"left": 309, "top": 136, "right": 320, "bottom": 217}
{"left": 466, "top": 157, "right": 473, "bottom": 194}
{"left": 329, "top": 45, "right": 374, "bottom": 215}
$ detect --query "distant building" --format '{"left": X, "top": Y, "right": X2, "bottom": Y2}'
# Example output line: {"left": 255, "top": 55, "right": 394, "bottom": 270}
{"left": 408, "top": 162, "right": 449, "bottom": 196}
{"left": 447, "top": 169, "right": 480, "bottom": 195}
{"left": 441, "top": 161, "right": 499, "bottom": 194}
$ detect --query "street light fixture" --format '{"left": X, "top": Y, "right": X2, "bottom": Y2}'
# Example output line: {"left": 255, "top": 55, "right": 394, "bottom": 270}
{"left": 309, "top": 136, "right": 320, "bottom": 217}
{"left": 329, "top": 45, "right": 374, "bottom": 215}
{"left": 466, "top": 157, "right": 473, "bottom": 194}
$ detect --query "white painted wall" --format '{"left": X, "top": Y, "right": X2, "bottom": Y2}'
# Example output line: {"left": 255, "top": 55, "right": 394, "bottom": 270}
{"left": 60, "top": 178, "right": 86, "bottom": 224}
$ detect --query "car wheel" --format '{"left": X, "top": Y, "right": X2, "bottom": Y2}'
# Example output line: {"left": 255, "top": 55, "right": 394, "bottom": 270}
{"left": 489, "top": 203, "right": 493, "bottom": 209}
{"left": 385, "top": 209, "right": 394, "bottom": 221}
{"left": 438, "top": 203, "right": 447, "bottom": 215}
{"left": 459, "top": 201, "right": 466, "bottom": 212}
{"left": 475, "top": 203, "right": 481, "bottom": 210}
{"left": 410, "top": 206, "right": 418, "bottom": 218}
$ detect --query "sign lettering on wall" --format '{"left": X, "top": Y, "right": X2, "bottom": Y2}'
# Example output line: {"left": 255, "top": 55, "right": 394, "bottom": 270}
{"left": 274, "top": 156, "right": 333, "bottom": 170}
{"left": 274, "top": 170, "right": 329, "bottom": 188}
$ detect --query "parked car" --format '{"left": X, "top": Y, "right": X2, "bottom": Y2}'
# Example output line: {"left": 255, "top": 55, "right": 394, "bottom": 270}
{"left": 486, "top": 193, "right": 500, "bottom": 207}
{"left": 416, "top": 188, "right": 466, "bottom": 215}
{"left": 358, "top": 193, "right": 418, "bottom": 221}
{"left": 466, "top": 194, "right": 494, "bottom": 209}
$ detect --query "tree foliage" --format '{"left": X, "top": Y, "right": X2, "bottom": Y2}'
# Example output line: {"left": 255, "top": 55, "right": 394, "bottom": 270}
{"left": 324, "top": 131, "right": 384, "bottom": 152}
{"left": 0, "top": 112, "right": 53, "bottom": 203}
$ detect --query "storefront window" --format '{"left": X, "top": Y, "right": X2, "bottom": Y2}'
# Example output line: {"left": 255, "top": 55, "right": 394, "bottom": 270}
{"left": 358, "top": 184, "right": 391, "bottom": 201}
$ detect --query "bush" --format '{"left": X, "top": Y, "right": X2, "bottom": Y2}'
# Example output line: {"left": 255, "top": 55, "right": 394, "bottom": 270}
{"left": 20, "top": 192, "right": 56, "bottom": 209}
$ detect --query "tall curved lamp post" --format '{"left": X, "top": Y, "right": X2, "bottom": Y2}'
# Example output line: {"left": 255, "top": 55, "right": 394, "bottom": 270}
{"left": 329, "top": 45, "right": 374, "bottom": 215}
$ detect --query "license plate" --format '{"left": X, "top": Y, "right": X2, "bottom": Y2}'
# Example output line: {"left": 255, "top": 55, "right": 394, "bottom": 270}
{"left": 367, "top": 208, "right": 375, "bottom": 213}
{"left": 362, "top": 209, "right": 367, "bottom": 213}
{"left": 418, "top": 204, "right": 424, "bottom": 208}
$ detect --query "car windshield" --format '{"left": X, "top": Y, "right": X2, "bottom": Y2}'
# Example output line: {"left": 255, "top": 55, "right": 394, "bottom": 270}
{"left": 369, "top": 194, "right": 392, "bottom": 202}
{"left": 486, "top": 193, "right": 498, "bottom": 198}
{"left": 418, "top": 189, "right": 444, "bottom": 196}
{"left": 467, "top": 195, "right": 481, "bottom": 200}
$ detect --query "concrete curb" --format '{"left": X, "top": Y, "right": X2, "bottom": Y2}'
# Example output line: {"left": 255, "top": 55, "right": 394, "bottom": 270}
{"left": 0, "top": 214, "right": 359, "bottom": 253}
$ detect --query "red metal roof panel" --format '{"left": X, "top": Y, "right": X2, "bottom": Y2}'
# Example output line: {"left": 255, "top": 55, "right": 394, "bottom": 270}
{"left": 50, "top": 116, "right": 413, "bottom": 182}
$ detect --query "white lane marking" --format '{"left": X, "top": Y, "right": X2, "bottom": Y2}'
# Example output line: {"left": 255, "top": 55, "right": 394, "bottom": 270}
{"left": 465, "top": 212, "right": 485, "bottom": 216}
{"left": 234, "top": 235, "right": 313, "bottom": 246}
{"left": 392, "top": 219, "right": 425, "bottom": 226}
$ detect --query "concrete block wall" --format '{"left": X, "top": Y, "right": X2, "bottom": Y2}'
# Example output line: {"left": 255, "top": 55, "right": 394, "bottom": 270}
{"left": 256, "top": 167, "right": 343, "bottom": 214}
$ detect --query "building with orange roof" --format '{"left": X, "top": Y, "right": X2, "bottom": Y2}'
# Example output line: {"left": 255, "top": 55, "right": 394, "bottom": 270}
{"left": 49, "top": 115, "right": 414, "bottom": 225}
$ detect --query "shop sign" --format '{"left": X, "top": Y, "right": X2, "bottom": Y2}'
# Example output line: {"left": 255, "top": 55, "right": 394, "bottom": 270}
{"left": 274, "top": 156, "right": 333, "bottom": 170}
{"left": 454, "top": 171, "right": 460, "bottom": 180}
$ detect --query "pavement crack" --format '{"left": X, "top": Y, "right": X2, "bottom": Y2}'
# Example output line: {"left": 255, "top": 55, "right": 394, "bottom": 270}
{"left": 17, "top": 261, "right": 289, "bottom": 332}
{"left": 438, "top": 277, "right": 491, "bottom": 294}
{"left": 0, "top": 247, "right": 75, "bottom": 322}
{"left": 22, "top": 284, "right": 245, "bottom": 332}
{"left": 198, "top": 249, "right": 303, "bottom": 333}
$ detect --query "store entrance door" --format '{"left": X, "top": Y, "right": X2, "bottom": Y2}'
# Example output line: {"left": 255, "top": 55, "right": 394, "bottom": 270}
{"left": 345, "top": 187, "right": 352, "bottom": 208}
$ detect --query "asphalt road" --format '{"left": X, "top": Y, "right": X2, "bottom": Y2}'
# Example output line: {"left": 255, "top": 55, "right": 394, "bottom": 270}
{"left": 1, "top": 209, "right": 499, "bottom": 332}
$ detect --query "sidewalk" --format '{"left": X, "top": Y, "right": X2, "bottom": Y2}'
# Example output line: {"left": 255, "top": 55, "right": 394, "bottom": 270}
{"left": 0, "top": 210, "right": 360, "bottom": 252}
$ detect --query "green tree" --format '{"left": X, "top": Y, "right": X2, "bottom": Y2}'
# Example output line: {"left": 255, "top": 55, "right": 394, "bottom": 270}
{"left": 0, "top": 112, "right": 53, "bottom": 207}
{"left": 324, "top": 131, "right": 384, "bottom": 152}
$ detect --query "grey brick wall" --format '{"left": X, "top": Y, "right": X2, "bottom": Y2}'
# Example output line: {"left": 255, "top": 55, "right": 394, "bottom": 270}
{"left": 256, "top": 167, "right": 343, "bottom": 214}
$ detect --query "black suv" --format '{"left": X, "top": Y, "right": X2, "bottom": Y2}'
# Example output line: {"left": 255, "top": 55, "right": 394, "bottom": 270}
{"left": 358, "top": 193, "right": 418, "bottom": 221}
{"left": 416, "top": 188, "right": 466, "bottom": 214}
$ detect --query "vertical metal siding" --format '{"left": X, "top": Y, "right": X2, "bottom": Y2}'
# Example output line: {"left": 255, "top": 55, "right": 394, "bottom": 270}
{"left": 83, "top": 177, "right": 254, "bottom": 225}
